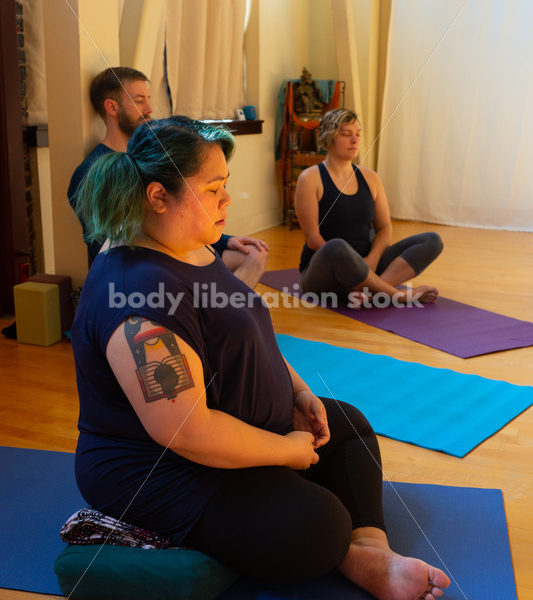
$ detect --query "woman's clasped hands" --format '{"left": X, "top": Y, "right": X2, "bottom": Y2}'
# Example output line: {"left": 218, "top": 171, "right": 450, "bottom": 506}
{"left": 284, "top": 390, "right": 331, "bottom": 470}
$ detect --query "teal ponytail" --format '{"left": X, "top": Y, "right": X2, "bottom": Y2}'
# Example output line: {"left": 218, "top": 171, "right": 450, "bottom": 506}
{"left": 75, "top": 152, "right": 145, "bottom": 247}
{"left": 75, "top": 117, "right": 235, "bottom": 248}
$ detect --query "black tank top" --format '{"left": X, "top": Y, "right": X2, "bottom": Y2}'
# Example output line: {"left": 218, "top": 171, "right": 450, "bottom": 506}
{"left": 299, "top": 162, "right": 375, "bottom": 271}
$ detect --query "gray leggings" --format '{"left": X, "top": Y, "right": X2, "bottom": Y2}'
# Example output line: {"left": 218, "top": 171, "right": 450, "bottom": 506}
{"left": 301, "top": 232, "right": 443, "bottom": 297}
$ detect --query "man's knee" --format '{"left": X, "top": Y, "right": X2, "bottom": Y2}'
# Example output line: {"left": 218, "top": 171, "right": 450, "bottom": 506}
{"left": 245, "top": 245, "right": 268, "bottom": 272}
{"left": 221, "top": 246, "right": 268, "bottom": 276}
{"left": 227, "top": 246, "right": 268, "bottom": 271}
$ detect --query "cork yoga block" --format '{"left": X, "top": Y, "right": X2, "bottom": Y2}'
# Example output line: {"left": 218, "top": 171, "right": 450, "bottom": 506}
{"left": 13, "top": 282, "right": 62, "bottom": 346}
{"left": 28, "top": 273, "right": 74, "bottom": 331}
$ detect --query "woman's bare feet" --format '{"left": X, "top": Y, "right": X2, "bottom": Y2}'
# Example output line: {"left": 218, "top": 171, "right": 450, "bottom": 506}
{"left": 349, "top": 285, "right": 438, "bottom": 309}
{"left": 339, "top": 529, "right": 451, "bottom": 600}
{"left": 347, "top": 290, "right": 371, "bottom": 310}
{"left": 397, "top": 285, "right": 439, "bottom": 305}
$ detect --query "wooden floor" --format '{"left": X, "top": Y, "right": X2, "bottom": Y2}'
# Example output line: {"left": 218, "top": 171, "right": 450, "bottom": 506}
{"left": 1, "top": 221, "right": 532, "bottom": 600}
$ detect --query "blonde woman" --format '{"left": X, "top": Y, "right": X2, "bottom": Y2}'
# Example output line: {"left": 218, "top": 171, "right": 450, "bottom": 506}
{"left": 295, "top": 108, "right": 443, "bottom": 308}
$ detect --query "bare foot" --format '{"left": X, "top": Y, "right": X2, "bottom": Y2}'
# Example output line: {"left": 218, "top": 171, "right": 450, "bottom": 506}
{"left": 397, "top": 285, "right": 439, "bottom": 305}
{"left": 347, "top": 290, "right": 371, "bottom": 310}
{"left": 339, "top": 541, "right": 450, "bottom": 600}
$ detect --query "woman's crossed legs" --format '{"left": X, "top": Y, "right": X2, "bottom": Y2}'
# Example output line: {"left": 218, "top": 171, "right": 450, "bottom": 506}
{"left": 185, "top": 399, "right": 450, "bottom": 599}
{"left": 301, "top": 233, "right": 443, "bottom": 307}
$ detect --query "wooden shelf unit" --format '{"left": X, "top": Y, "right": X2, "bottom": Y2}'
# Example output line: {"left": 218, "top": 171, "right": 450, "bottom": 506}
{"left": 280, "top": 80, "right": 344, "bottom": 229}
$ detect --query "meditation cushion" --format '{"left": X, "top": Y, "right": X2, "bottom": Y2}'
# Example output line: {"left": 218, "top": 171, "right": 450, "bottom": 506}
{"left": 54, "top": 544, "right": 237, "bottom": 600}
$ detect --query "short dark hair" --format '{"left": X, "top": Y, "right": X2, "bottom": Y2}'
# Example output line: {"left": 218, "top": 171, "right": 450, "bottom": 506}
{"left": 89, "top": 67, "right": 149, "bottom": 118}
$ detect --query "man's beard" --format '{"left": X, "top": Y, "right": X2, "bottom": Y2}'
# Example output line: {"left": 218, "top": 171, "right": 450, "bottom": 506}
{"left": 117, "top": 108, "right": 147, "bottom": 137}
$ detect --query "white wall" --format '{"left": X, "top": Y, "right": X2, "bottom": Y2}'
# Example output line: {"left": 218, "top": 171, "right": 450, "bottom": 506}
{"left": 41, "top": 0, "right": 120, "bottom": 287}
{"left": 38, "top": 0, "right": 339, "bottom": 278}
{"left": 226, "top": 0, "right": 307, "bottom": 233}
{"left": 36, "top": 147, "right": 54, "bottom": 273}
{"left": 226, "top": 0, "right": 338, "bottom": 234}
{"left": 308, "top": 0, "right": 338, "bottom": 81}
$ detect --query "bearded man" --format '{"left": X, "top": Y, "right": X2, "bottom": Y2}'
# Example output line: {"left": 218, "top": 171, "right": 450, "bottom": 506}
{"left": 68, "top": 67, "right": 268, "bottom": 287}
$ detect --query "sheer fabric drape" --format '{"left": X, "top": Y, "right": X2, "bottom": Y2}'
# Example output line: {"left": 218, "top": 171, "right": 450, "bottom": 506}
{"left": 377, "top": 0, "right": 533, "bottom": 230}
{"left": 165, "top": 0, "right": 247, "bottom": 119}
{"left": 330, "top": 0, "right": 391, "bottom": 170}
{"left": 22, "top": 0, "right": 247, "bottom": 123}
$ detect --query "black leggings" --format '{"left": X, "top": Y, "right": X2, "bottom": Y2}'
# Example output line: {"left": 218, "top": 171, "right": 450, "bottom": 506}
{"left": 301, "top": 232, "right": 443, "bottom": 297}
{"left": 184, "top": 398, "right": 384, "bottom": 581}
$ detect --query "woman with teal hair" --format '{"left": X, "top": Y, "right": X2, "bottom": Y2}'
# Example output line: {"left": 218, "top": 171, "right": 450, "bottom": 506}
{"left": 72, "top": 116, "right": 449, "bottom": 600}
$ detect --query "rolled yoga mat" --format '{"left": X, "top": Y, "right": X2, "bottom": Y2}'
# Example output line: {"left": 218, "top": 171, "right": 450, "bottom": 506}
{"left": 260, "top": 268, "right": 533, "bottom": 358}
{"left": 275, "top": 333, "right": 533, "bottom": 457}
{"left": 0, "top": 446, "right": 517, "bottom": 599}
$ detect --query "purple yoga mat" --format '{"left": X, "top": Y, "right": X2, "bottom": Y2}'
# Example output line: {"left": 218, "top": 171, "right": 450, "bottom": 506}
{"left": 260, "top": 269, "right": 533, "bottom": 358}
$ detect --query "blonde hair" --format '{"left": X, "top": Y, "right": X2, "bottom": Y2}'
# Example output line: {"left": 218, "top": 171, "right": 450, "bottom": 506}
{"left": 318, "top": 108, "right": 359, "bottom": 151}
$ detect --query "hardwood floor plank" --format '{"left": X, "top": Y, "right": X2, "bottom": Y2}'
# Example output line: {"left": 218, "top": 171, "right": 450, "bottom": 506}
{"left": 0, "top": 220, "right": 531, "bottom": 599}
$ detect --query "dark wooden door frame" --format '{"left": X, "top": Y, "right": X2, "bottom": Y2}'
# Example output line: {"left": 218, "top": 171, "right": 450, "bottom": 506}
{"left": 0, "top": 0, "right": 28, "bottom": 315}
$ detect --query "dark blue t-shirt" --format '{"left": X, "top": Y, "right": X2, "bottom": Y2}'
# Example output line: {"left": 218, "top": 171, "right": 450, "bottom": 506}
{"left": 72, "top": 246, "right": 293, "bottom": 543}
{"left": 67, "top": 144, "right": 231, "bottom": 262}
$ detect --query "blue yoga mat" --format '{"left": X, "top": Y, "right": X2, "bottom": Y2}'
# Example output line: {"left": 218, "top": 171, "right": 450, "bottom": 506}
{"left": 276, "top": 334, "right": 533, "bottom": 457}
{"left": 222, "top": 483, "right": 516, "bottom": 600}
{"left": 0, "top": 447, "right": 516, "bottom": 599}
{"left": 0, "top": 447, "right": 85, "bottom": 595}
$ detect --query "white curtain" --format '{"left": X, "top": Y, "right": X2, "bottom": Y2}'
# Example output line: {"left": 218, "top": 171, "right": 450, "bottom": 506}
{"left": 165, "top": 0, "right": 247, "bottom": 119}
{"left": 22, "top": 0, "right": 247, "bottom": 124}
{"left": 331, "top": 0, "right": 370, "bottom": 163}
{"left": 330, "top": 0, "right": 391, "bottom": 170}
{"left": 147, "top": 4, "right": 172, "bottom": 119}
{"left": 378, "top": 0, "right": 533, "bottom": 231}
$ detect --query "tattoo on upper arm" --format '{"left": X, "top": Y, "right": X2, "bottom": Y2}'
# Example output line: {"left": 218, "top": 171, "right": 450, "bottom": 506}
{"left": 124, "top": 317, "right": 194, "bottom": 403}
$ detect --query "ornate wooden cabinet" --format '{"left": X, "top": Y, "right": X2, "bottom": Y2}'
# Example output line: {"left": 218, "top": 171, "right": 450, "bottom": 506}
{"left": 279, "top": 71, "right": 344, "bottom": 228}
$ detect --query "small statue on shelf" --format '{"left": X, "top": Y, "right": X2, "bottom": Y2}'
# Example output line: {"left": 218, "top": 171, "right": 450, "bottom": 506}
{"left": 293, "top": 67, "right": 323, "bottom": 119}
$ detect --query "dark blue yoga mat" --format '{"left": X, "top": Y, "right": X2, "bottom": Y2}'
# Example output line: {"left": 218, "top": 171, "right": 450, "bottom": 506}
{"left": 260, "top": 268, "right": 533, "bottom": 358}
{"left": 0, "top": 446, "right": 85, "bottom": 595}
{"left": 222, "top": 484, "right": 516, "bottom": 600}
{"left": 0, "top": 446, "right": 517, "bottom": 599}
{"left": 276, "top": 334, "right": 533, "bottom": 457}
